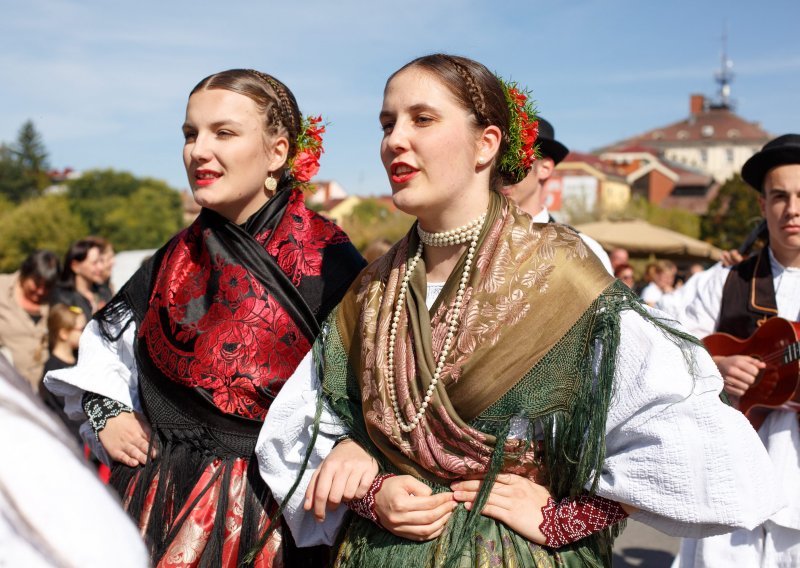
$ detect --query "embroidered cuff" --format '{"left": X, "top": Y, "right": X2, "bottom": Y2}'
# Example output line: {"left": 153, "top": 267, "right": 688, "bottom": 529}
{"left": 347, "top": 473, "right": 395, "bottom": 526}
{"left": 82, "top": 392, "right": 132, "bottom": 439}
{"left": 539, "top": 494, "right": 628, "bottom": 548}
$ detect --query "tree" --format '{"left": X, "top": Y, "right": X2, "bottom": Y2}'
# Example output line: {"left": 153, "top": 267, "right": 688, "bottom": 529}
{"left": 16, "top": 120, "right": 49, "bottom": 185}
{"left": 66, "top": 169, "right": 184, "bottom": 244}
{"left": 0, "top": 144, "right": 29, "bottom": 202}
{"left": 0, "top": 196, "right": 87, "bottom": 272}
{"left": 701, "top": 174, "right": 762, "bottom": 251}
{"left": 0, "top": 121, "right": 51, "bottom": 202}
{"left": 101, "top": 185, "right": 184, "bottom": 249}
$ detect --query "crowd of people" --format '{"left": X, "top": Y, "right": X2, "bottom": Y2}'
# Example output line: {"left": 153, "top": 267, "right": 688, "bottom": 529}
{"left": 0, "top": 54, "right": 798, "bottom": 568}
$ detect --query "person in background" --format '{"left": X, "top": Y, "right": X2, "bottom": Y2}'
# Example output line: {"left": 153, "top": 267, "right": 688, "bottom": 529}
{"left": 614, "top": 263, "right": 636, "bottom": 289}
{"left": 0, "top": 250, "right": 60, "bottom": 391}
{"left": 675, "top": 134, "right": 800, "bottom": 567}
{"left": 688, "top": 262, "right": 705, "bottom": 276}
{"left": 93, "top": 237, "right": 116, "bottom": 305}
{"left": 39, "top": 304, "right": 86, "bottom": 442}
{"left": 501, "top": 117, "right": 614, "bottom": 274}
{"left": 640, "top": 259, "right": 677, "bottom": 306}
{"left": 610, "top": 247, "right": 630, "bottom": 272}
{"left": 51, "top": 238, "right": 106, "bottom": 322}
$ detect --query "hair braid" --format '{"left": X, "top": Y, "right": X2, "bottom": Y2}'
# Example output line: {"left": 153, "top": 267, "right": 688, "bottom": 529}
{"left": 247, "top": 70, "right": 301, "bottom": 155}
{"left": 449, "top": 58, "right": 488, "bottom": 124}
{"left": 246, "top": 70, "right": 288, "bottom": 129}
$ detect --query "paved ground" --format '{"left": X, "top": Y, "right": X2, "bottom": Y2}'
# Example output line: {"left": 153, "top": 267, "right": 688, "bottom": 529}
{"left": 613, "top": 519, "right": 679, "bottom": 567}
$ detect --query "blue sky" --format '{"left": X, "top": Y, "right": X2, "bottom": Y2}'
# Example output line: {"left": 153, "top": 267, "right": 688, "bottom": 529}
{"left": 2, "top": 0, "right": 799, "bottom": 196}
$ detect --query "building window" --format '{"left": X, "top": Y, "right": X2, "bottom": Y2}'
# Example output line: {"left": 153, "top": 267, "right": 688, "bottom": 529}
{"left": 700, "top": 149, "right": 708, "bottom": 163}
{"left": 701, "top": 125, "right": 715, "bottom": 137}
{"left": 726, "top": 148, "right": 734, "bottom": 163}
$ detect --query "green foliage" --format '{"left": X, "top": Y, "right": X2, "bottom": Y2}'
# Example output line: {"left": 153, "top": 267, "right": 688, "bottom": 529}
{"left": 16, "top": 121, "right": 49, "bottom": 178}
{"left": 65, "top": 169, "right": 184, "bottom": 245}
{"left": 0, "top": 144, "right": 30, "bottom": 203}
{"left": 67, "top": 168, "right": 141, "bottom": 200}
{"left": 0, "top": 121, "right": 50, "bottom": 202}
{"left": 700, "top": 174, "right": 762, "bottom": 250}
{"left": 0, "top": 196, "right": 87, "bottom": 272}
{"left": 623, "top": 196, "right": 701, "bottom": 238}
{"left": 101, "top": 185, "right": 184, "bottom": 249}
{"left": 0, "top": 124, "right": 185, "bottom": 265}
{"left": 339, "top": 198, "right": 414, "bottom": 252}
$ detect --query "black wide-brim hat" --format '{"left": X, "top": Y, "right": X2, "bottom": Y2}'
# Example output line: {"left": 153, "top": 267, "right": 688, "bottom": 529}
{"left": 536, "top": 117, "right": 569, "bottom": 165}
{"left": 741, "top": 134, "right": 800, "bottom": 192}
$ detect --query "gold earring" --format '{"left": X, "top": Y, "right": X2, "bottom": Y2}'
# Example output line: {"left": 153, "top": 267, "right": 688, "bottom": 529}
{"left": 264, "top": 174, "right": 278, "bottom": 195}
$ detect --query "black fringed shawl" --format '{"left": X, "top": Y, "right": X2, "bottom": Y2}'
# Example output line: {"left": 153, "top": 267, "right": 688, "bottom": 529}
{"left": 96, "top": 182, "right": 365, "bottom": 567}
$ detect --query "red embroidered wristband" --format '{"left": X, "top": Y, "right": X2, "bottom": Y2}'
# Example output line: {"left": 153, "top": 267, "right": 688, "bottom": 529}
{"left": 539, "top": 494, "right": 628, "bottom": 548}
{"left": 347, "top": 473, "right": 395, "bottom": 527}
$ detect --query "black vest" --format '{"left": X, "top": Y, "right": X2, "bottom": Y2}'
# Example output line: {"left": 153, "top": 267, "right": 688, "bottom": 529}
{"left": 717, "top": 248, "right": 779, "bottom": 338}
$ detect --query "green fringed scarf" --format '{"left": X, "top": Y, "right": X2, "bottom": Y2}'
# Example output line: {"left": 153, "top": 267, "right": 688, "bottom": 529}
{"left": 309, "top": 194, "right": 700, "bottom": 567}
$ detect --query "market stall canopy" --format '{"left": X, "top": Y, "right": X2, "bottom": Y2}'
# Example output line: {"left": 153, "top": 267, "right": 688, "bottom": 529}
{"left": 574, "top": 219, "right": 722, "bottom": 261}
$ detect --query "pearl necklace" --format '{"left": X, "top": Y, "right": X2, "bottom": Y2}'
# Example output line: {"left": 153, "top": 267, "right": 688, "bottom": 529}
{"left": 388, "top": 213, "right": 485, "bottom": 433}
{"left": 417, "top": 214, "right": 486, "bottom": 247}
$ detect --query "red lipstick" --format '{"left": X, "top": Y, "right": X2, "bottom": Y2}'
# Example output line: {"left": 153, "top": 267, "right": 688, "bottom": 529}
{"left": 390, "top": 162, "right": 418, "bottom": 184}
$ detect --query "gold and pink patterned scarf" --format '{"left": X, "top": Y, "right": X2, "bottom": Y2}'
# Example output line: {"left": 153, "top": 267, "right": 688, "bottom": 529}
{"left": 330, "top": 192, "right": 613, "bottom": 484}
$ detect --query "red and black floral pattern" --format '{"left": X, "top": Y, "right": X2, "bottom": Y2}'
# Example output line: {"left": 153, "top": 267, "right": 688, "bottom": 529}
{"left": 138, "top": 188, "right": 355, "bottom": 421}
{"left": 255, "top": 188, "right": 351, "bottom": 286}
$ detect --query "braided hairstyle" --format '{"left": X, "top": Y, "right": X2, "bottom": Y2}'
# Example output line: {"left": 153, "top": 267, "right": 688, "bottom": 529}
{"left": 190, "top": 69, "right": 302, "bottom": 173}
{"left": 387, "top": 54, "right": 517, "bottom": 189}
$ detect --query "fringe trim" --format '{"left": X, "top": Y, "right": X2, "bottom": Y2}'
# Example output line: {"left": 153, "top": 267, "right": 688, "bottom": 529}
{"left": 111, "top": 436, "right": 271, "bottom": 567}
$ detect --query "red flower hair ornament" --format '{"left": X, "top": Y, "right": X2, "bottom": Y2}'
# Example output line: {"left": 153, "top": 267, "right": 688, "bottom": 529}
{"left": 497, "top": 79, "right": 539, "bottom": 184}
{"left": 289, "top": 115, "right": 326, "bottom": 186}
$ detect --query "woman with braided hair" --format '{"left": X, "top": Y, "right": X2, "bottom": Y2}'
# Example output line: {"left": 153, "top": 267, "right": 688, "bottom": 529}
{"left": 44, "top": 69, "right": 365, "bottom": 567}
{"left": 258, "top": 54, "right": 782, "bottom": 566}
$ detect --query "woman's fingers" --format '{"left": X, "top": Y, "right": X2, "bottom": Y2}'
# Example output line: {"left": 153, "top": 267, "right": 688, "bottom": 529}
{"left": 393, "top": 510, "right": 454, "bottom": 541}
{"left": 312, "top": 465, "right": 335, "bottom": 520}
{"left": 126, "top": 443, "right": 148, "bottom": 465}
{"left": 303, "top": 468, "right": 321, "bottom": 511}
{"left": 341, "top": 468, "right": 365, "bottom": 502}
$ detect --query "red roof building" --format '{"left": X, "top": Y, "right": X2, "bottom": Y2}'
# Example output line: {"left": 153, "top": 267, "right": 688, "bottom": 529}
{"left": 599, "top": 94, "right": 770, "bottom": 184}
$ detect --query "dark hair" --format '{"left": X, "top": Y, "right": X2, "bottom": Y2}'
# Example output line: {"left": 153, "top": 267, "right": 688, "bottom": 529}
{"left": 190, "top": 69, "right": 302, "bottom": 171}
{"left": 61, "top": 238, "right": 103, "bottom": 289}
{"left": 86, "top": 235, "right": 111, "bottom": 252}
{"left": 388, "top": 54, "right": 513, "bottom": 189}
{"left": 19, "top": 250, "right": 60, "bottom": 289}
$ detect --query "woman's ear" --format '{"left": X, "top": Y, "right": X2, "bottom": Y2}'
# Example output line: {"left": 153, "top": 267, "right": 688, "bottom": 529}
{"left": 266, "top": 136, "right": 290, "bottom": 173}
{"left": 476, "top": 125, "right": 502, "bottom": 166}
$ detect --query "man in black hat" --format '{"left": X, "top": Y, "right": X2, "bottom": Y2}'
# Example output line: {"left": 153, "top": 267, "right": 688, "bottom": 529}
{"left": 677, "top": 133, "right": 800, "bottom": 566}
{"left": 502, "top": 118, "right": 613, "bottom": 273}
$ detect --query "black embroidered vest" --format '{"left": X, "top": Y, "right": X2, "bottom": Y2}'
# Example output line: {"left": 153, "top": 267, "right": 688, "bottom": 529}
{"left": 717, "top": 248, "right": 779, "bottom": 338}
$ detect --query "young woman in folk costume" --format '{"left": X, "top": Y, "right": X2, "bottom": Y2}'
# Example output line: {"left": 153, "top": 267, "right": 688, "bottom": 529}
{"left": 45, "top": 69, "right": 365, "bottom": 567}
{"left": 258, "top": 54, "right": 782, "bottom": 567}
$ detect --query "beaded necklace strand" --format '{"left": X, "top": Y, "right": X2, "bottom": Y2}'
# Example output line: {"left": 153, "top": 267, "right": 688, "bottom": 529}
{"left": 387, "top": 213, "right": 486, "bottom": 433}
